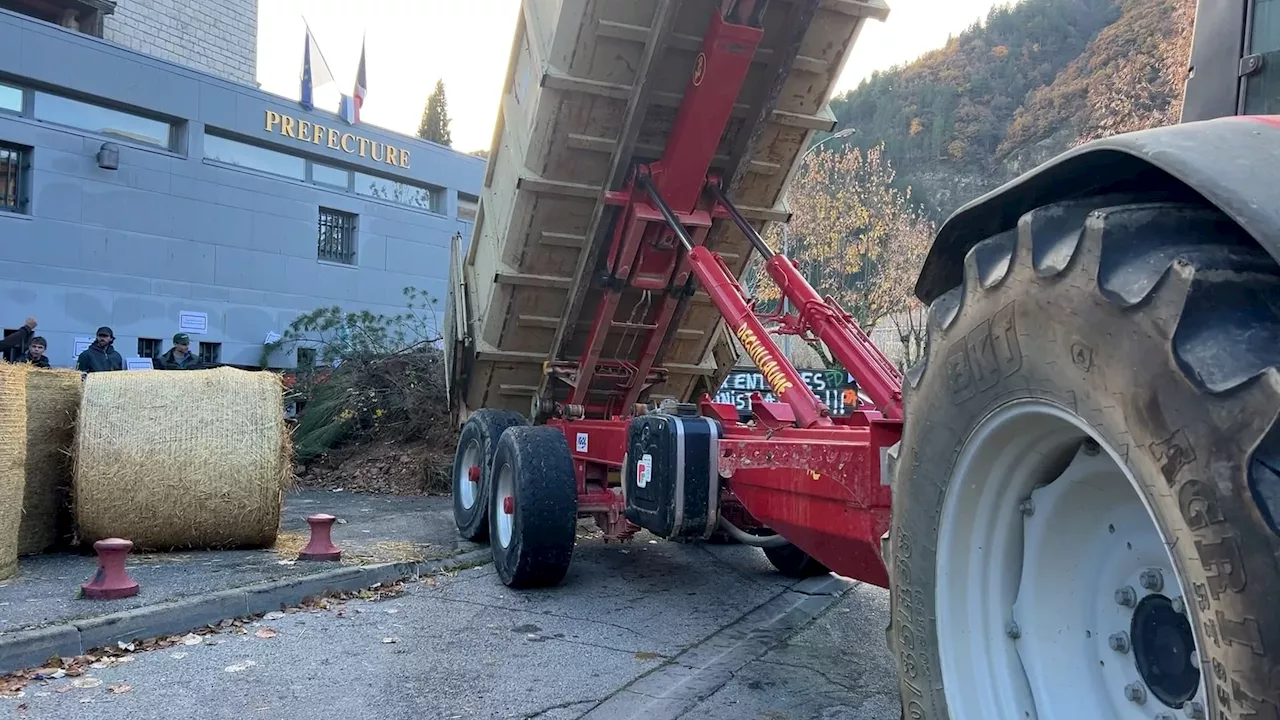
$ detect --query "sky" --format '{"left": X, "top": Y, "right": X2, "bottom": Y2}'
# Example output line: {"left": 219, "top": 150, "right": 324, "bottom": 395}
{"left": 254, "top": 0, "right": 1008, "bottom": 154}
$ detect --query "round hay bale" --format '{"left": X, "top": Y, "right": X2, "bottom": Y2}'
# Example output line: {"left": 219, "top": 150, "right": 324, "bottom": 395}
{"left": 73, "top": 366, "right": 292, "bottom": 551}
{"left": 18, "top": 368, "right": 83, "bottom": 556}
{"left": 0, "top": 363, "right": 30, "bottom": 580}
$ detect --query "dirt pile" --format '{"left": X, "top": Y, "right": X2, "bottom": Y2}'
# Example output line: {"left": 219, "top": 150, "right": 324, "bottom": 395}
{"left": 294, "top": 438, "right": 455, "bottom": 496}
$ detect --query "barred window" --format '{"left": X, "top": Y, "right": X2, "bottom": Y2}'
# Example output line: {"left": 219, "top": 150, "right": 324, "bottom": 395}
{"left": 137, "top": 338, "right": 163, "bottom": 359}
{"left": 0, "top": 143, "right": 30, "bottom": 214}
{"left": 317, "top": 207, "right": 357, "bottom": 264}
{"left": 198, "top": 342, "right": 221, "bottom": 365}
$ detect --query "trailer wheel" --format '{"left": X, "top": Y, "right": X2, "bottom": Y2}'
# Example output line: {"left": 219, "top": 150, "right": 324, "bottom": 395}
{"left": 489, "top": 426, "right": 578, "bottom": 588}
{"left": 887, "top": 197, "right": 1280, "bottom": 720}
{"left": 762, "top": 542, "right": 829, "bottom": 578}
{"left": 452, "top": 409, "right": 528, "bottom": 541}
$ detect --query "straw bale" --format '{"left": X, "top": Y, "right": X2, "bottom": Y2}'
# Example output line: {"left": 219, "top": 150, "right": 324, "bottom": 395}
{"left": 18, "top": 368, "right": 82, "bottom": 556}
{"left": 0, "top": 363, "right": 30, "bottom": 580}
{"left": 73, "top": 366, "right": 292, "bottom": 550}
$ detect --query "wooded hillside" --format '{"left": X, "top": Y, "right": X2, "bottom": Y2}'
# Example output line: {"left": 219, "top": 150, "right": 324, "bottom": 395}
{"left": 828, "top": 0, "right": 1196, "bottom": 219}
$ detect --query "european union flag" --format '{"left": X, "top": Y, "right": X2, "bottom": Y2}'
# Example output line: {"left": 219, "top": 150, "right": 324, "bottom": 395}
{"left": 299, "top": 24, "right": 335, "bottom": 112}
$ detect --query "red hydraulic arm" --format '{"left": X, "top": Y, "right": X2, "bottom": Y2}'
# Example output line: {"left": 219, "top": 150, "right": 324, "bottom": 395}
{"left": 636, "top": 172, "right": 834, "bottom": 429}
{"left": 707, "top": 183, "right": 905, "bottom": 421}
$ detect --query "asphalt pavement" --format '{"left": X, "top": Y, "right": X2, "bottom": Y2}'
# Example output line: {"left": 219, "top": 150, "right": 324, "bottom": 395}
{"left": 0, "top": 535, "right": 901, "bottom": 720}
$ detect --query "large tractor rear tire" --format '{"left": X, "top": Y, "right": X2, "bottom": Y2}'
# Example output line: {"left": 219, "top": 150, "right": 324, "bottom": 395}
{"left": 887, "top": 195, "right": 1280, "bottom": 720}
{"left": 452, "top": 409, "right": 528, "bottom": 541}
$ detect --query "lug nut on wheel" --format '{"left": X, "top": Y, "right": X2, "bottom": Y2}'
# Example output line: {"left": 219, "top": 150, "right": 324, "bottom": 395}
{"left": 1172, "top": 595, "right": 1186, "bottom": 614}
{"left": 1124, "top": 682, "right": 1147, "bottom": 705}
{"left": 1006, "top": 621, "right": 1021, "bottom": 639}
{"left": 1108, "top": 631, "right": 1130, "bottom": 653}
{"left": 1155, "top": 713, "right": 1175, "bottom": 720}
{"left": 1018, "top": 499, "right": 1034, "bottom": 516}
{"left": 1140, "top": 568, "right": 1164, "bottom": 592}
{"left": 1115, "top": 585, "right": 1137, "bottom": 607}
{"left": 1186, "top": 701, "right": 1205, "bottom": 719}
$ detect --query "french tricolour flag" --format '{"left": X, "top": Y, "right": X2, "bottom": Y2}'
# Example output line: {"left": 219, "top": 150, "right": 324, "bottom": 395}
{"left": 352, "top": 37, "right": 367, "bottom": 123}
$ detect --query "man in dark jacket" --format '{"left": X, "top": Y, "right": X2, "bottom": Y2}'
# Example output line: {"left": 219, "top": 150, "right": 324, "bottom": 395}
{"left": 154, "top": 333, "right": 202, "bottom": 370}
{"left": 19, "top": 336, "right": 50, "bottom": 368}
{"left": 0, "top": 317, "right": 38, "bottom": 355}
{"left": 77, "top": 326, "right": 124, "bottom": 373}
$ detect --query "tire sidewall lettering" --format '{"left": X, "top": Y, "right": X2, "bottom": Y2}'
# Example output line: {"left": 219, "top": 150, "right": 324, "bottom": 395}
{"left": 893, "top": 273, "right": 1279, "bottom": 719}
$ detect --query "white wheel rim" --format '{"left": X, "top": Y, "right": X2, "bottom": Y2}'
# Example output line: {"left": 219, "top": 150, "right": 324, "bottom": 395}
{"left": 495, "top": 462, "right": 514, "bottom": 549}
{"left": 936, "top": 400, "right": 1206, "bottom": 720}
{"left": 457, "top": 438, "right": 481, "bottom": 511}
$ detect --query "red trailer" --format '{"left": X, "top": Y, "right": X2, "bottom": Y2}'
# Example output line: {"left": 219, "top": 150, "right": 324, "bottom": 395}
{"left": 446, "top": 0, "right": 1280, "bottom": 718}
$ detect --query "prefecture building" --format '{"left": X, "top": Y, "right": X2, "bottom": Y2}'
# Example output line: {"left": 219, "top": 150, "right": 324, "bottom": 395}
{"left": 0, "top": 0, "right": 483, "bottom": 369}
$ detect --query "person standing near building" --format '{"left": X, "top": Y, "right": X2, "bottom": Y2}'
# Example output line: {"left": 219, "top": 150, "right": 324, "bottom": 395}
{"left": 0, "top": 317, "right": 38, "bottom": 356}
{"left": 18, "top": 336, "right": 50, "bottom": 368}
{"left": 77, "top": 326, "right": 124, "bottom": 373}
{"left": 154, "top": 333, "right": 202, "bottom": 370}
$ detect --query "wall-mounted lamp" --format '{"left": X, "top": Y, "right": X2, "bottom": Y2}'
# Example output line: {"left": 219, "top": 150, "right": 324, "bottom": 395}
{"left": 96, "top": 142, "right": 119, "bottom": 170}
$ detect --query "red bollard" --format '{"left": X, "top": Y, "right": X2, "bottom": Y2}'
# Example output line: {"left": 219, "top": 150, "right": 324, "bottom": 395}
{"left": 81, "top": 538, "right": 140, "bottom": 600}
{"left": 298, "top": 514, "right": 341, "bottom": 561}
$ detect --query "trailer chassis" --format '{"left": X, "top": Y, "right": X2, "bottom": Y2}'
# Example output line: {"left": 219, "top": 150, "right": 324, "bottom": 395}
{"left": 479, "top": 0, "right": 905, "bottom": 589}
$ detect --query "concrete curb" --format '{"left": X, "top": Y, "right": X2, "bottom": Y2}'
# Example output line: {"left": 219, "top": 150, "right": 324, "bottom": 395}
{"left": 0, "top": 548, "right": 492, "bottom": 676}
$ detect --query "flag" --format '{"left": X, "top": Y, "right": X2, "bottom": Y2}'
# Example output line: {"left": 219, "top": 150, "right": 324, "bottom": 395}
{"left": 299, "top": 23, "right": 336, "bottom": 111}
{"left": 338, "top": 94, "right": 356, "bottom": 124}
{"left": 352, "top": 35, "right": 367, "bottom": 124}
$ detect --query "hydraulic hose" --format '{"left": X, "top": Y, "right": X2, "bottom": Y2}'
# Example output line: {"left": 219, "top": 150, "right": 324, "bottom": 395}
{"left": 716, "top": 515, "right": 791, "bottom": 548}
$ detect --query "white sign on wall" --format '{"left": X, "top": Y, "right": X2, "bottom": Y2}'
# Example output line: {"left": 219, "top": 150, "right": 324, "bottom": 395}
{"left": 178, "top": 311, "right": 208, "bottom": 335}
{"left": 72, "top": 336, "right": 92, "bottom": 360}
{"left": 126, "top": 357, "right": 154, "bottom": 371}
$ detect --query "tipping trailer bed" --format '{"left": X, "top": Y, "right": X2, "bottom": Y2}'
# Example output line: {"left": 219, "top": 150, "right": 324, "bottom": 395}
{"left": 446, "top": 0, "right": 890, "bottom": 421}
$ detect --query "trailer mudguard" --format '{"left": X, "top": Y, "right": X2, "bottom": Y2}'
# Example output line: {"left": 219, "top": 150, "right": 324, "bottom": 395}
{"left": 915, "top": 115, "right": 1280, "bottom": 304}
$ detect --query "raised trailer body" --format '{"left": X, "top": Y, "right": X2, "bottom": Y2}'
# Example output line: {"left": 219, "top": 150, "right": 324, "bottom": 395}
{"left": 445, "top": 0, "right": 904, "bottom": 593}
{"left": 446, "top": 0, "right": 889, "bottom": 421}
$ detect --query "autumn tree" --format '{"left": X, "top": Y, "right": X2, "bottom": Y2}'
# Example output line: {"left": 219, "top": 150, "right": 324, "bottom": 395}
{"left": 417, "top": 79, "right": 453, "bottom": 147}
{"left": 1073, "top": 0, "right": 1195, "bottom": 143}
{"left": 745, "top": 143, "right": 935, "bottom": 372}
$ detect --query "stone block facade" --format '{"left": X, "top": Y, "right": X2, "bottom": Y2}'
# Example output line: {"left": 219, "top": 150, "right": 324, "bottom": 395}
{"left": 103, "top": 0, "right": 257, "bottom": 85}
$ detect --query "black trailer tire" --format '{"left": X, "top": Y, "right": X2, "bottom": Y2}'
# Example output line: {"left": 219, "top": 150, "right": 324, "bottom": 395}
{"left": 452, "top": 409, "right": 528, "bottom": 541}
{"left": 887, "top": 196, "right": 1280, "bottom": 719}
{"left": 488, "top": 426, "right": 578, "bottom": 589}
{"left": 763, "top": 542, "right": 830, "bottom": 578}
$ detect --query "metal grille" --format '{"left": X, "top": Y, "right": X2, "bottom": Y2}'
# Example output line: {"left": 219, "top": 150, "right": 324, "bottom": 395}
{"left": 0, "top": 144, "right": 25, "bottom": 213}
{"left": 317, "top": 207, "right": 357, "bottom": 264}
{"left": 137, "top": 338, "right": 163, "bottom": 359}
{"left": 198, "top": 342, "right": 221, "bottom": 365}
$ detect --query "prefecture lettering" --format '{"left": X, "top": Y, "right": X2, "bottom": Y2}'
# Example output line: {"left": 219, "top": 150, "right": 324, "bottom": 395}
{"left": 265, "top": 110, "right": 412, "bottom": 169}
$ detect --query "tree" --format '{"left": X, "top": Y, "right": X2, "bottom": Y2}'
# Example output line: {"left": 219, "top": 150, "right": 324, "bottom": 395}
{"left": 417, "top": 79, "right": 453, "bottom": 146}
{"left": 1073, "top": 0, "right": 1195, "bottom": 143}
{"left": 746, "top": 143, "right": 935, "bottom": 372}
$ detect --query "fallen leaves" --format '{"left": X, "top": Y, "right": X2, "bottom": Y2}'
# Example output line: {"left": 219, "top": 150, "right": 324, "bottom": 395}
{"left": 0, "top": 578, "right": 417, "bottom": 698}
{"left": 107, "top": 684, "right": 132, "bottom": 695}
{"left": 224, "top": 660, "right": 257, "bottom": 673}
